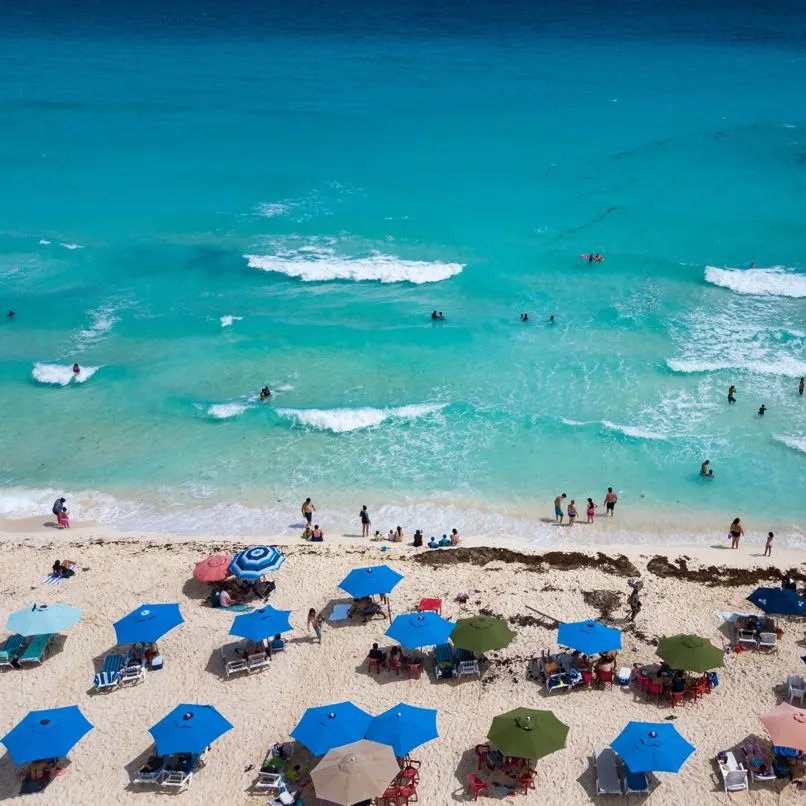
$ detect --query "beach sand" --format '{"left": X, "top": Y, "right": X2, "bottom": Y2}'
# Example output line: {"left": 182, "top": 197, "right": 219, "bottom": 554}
{"left": 1, "top": 520, "right": 804, "bottom": 804}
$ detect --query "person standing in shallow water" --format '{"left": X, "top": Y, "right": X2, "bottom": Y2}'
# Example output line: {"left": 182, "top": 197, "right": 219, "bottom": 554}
{"left": 301, "top": 497, "right": 315, "bottom": 525}
{"left": 728, "top": 517, "right": 743, "bottom": 549}
{"left": 359, "top": 505, "right": 370, "bottom": 537}
{"left": 554, "top": 493, "right": 566, "bottom": 524}
{"left": 799, "top": 377, "right": 804, "bottom": 396}
{"left": 603, "top": 487, "right": 617, "bottom": 516}
{"left": 728, "top": 385, "right": 737, "bottom": 404}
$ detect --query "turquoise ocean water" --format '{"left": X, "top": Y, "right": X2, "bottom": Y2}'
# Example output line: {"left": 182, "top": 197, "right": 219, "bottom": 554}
{"left": 1, "top": 0, "right": 805, "bottom": 539}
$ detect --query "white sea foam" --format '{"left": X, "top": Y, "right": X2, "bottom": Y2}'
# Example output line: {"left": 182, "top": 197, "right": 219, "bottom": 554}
{"left": 275, "top": 384, "right": 294, "bottom": 392}
{"left": 220, "top": 315, "right": 243, "bottom": 328}
{"left": 208, "top": 402, "right": 249, "bottom": 420}
{"left": 601, "top": 420, "right": 667, "bottom": 440}
{"left": 667, "top": 357, "right": 806, "bottom": 378}
{"left": 76, "top": 305, "right": 118, "bottom": 349}
{"left": 705, "top": 266, "right": 806, "bottom": 298}
{"left": 773, "top": 434, "right": 806, "bottom": 454}
{"left": 245, "top": 249, "right": 464, "bottom": 284}
{"left": 38, "top": 239, "right": 51, "bottom": 245}
{"left": 32, "top": 362, "right": 99, "bottom": 385}
{"left": 257, "top": 202, "right": 289, "bottom": 218}
{"left": 560, "top": 417, "right": 587, "bottom": 427}
{"left": 276, "top": 403, "right": 446, "bottom": 433}
{"left": 60, "top": 242, "right": 83, "bottom": 250}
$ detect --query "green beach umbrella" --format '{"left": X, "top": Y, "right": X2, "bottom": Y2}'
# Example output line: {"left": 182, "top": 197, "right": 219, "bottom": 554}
{"left": 451, "top": 615, "right": 516, "bottom": 653}
{"left": 487, "top": 708, "right": 569, "bottom": 760}
{"left": 656, "top": 634, "right": 724, "bottom": 673}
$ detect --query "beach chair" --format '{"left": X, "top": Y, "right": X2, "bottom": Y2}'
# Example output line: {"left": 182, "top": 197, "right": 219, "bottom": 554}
{"left": 133, "top": 755, "right": 167, "bottom": 785}
{"left": 160, "top": 754, "right": 198, "bottom": 791}
{"left": 717, "top": 751, "right": 748, "bottom": 792}
{"left": 269, "top": 638, "right": 285, "bottom": 653}
{"left": 0, "top": 634, "right": 26, "bottom": 668}
{"left": 255, "top": 771, "right": 284, "bottom": 793}
{"left": 740, "top": 742, "right": 776, "bottom": 784}
{"left": 788, "top": 675, "right": 806, "bottom": 704}
{"left": 225, "top": 655, "right": 248, "bottom": 678}
{"left": 18, "top": 633, "right": 52, "bottom": 665}
{"left": 434, "top": 643, "right": 455, "bottom": 679}
{"left": 120, "top": 661, "right": 145, "bottom": 685}
{"left": 623, "top": 767, "right": 650, "bottom": 794}
{"left": 594, "top": 748, "right": 622, "bottom": 795}
{"left": 737, "top": 629, "right": 758, "bottom": 650}
{"left": 458, "top": 658, "right": 480, "bottom": 679}
{"left": 94, "top": 653, "right": 124, "bottom": 691}
{"left": 247, "top": 652, "right": 270, "bottom": 673}
{"left": 758, "top": 632, "right": 778, "bottom": 652}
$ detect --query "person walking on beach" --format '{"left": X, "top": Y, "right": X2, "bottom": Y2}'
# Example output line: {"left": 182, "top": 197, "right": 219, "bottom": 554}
{"left": 567, "top": 499, "right": 578, "bottom": 527}
{"left": 586, "top": 498, "right": 597, "bottom": 524}
{"left": 301, "top": 497, "right": 315, "bottom": 525}
{"left": 728, "top": 517, "right": 744, "bottom": 549}
{"left": 360, "top": 505, "right": 371, "bottom": 537}
{"left": 307, "top": 608, "right": 324, "bottom": 643}
{"left": 728, "top": 385, "right": 737, "bottom": 404}
{"left": 799, "top": 377, "right": 804, "bottom": 396}
{"left": 603, "top": 488, "right": 617, "bottom": 516}
{"left": 554, "top": 493, "right": 567, "bottom": 524}
{"left": 764, "top": 531, "right": 774, "bottom": 557}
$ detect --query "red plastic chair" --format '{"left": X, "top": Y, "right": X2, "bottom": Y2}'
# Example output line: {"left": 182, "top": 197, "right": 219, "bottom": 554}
{"left": 396, "top": 766, "right": 420, "bottom": 787}
{"left": 368, "top": 657, "right": 384, "bottom": 674}
{"left": 388, "top": 656, "right": 401, "bottom": 676}
{"left": 379, "top": 785, "right": 403, "bottom": 805}
{"left": 637, "top": 673, "right": 651, "bottom": 691}
{"left": 406, "top": 661, "right": 423, "bottom": 680}
{"left": 596, "top": 669, "right": 614, "bottom": 689}
{"left": 581, "top": 669, "right": 594, "bottom": 687}
{"left": 474, "top": 744, "right": 492, "bottom": 770}
{"left": 466, "top": 772, "right": 489, "bottom": 800}
{"left": 515, "top": 769, "right": 536, "bottom": 795}
{"left": 417, "top": 597, "right": 442, "bottom": 615}
{"left": 395, "top": 783, "right": 418, "bottom": 804}
{"left": 645, "top": 680, "right": 663, "bottom": 703}
{"left": 667, "top": 690, "right": 686, "bottom": 708}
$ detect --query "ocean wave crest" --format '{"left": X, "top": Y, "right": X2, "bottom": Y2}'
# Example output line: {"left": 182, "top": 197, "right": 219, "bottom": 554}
{"left": 276, "top": 403, "right": 446, "bottom": 433}
{"left": 245, "top": 249, "right": 464, "bottom": 284}
{"left": 256, "top": 202, "right": 289, "bottom": 218}
{"left": 32, "top": 362, "right": 99, "bottom": 385}
{"left": 705, "top": 266, "right": 806, "bottom": 298}
{"left": 76, "top": 305, "right": 119, "bottom": 349}
{"left": 220, "top": 315, "right": 243, "bottom": 328}
{"left": 667, "top": 357, "right": 806, "bottom": 377}
{"left": 208, "top": 402, "right": 250, "bottom": 420}
{"left": 601, "top": 420, "right": 667, "bottom": 440}
{"left": 774, "top": 434, "right": 806, "bottom": 454}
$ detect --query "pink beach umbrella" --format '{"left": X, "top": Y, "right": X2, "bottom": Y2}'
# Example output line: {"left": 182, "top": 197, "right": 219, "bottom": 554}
{"left": 760, "top": 703, "right": 806, "bottom": 752}
{"left": 193, "top": 554, "right": 232, "bottom": 583}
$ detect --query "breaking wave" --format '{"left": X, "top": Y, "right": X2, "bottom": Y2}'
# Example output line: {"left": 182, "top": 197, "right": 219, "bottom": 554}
{"left": 705, "top": 266, "right": 806, "bottom": 298}
{"left": 275, "top": 403, "right": 446, "bottom": 433}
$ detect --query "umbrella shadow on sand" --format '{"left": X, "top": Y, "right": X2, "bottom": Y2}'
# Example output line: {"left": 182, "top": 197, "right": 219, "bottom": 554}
{"left": 123, "top": 745, "right": 160, "bottom": 791}
{"left": 182, "top": 578, "right": 214, "bottom": 601}
{"left": 451, "top": 746, "right": 526, "bottom": 801}
{"left": 575, "top": 759, "right": 658, "bottom": 800}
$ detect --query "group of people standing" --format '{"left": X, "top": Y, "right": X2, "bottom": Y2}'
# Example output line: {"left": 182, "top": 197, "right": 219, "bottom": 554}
{"left": 553, "top": 488, "right": 617, "bottom": 526}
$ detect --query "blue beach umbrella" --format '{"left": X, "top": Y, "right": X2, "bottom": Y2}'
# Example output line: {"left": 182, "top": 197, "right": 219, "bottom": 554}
{"left": 747, "top": 587, "right": 806, "bottom": 617}
{"left": 338, "top": 565, "right": 403, "bottom": 599}
{"left": 2, "top": 706, "right": 93, "bottom": 765}
{"left": 229, "top": 546, "right": 285, "bottom": 580}
{"left": 291, "top": 702, "right": 373, "bottom": 756}
{"left": 149, "top": 704, "right": 233, "bottom": 756}
{"left": 7, "top": 603, "right": 82, "bottom": 637}
{"left": 386, "top": 612, "right": 455, "bottom": 649}
{"left": 365, "top": 703, "right": 439, "bottom": 758}
{"left": 557, "top": 620, "right": 622, "bottom": 656}
{"left": 229, "top": 605, "right": 292, "bottom": 642}
{"left": 113, "top": 603, "right": 183, "bottom": 645}
{"left": 611, "top": 721, "right": 695, "bottom": 773}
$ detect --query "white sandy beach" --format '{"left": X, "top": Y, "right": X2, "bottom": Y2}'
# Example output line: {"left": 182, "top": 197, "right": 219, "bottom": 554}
{"left": 1, "top": 518, "right": 805, "bottom": 804}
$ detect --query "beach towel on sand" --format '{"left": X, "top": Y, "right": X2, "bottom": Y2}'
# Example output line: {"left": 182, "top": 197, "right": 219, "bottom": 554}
{"left": 41, "top": 574, "right": 64, "bottom": 586}
{"left": 219, "top": 603, "right": 254, "bottom": 613}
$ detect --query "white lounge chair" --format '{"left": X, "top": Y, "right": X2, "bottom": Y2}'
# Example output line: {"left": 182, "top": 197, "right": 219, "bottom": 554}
{"left": 133, "top": 756, "right": 166, "bottom": 785}
{"left": 458, "top": 659, "right": 480, "bottom": 679}
{"left": 737, "top": 629, "right": 758, "bottom": 650}
{"left": 225, "top": 656, "right": 248, "bottom": 678}
{"left": 247, "top": 652, "right": 271, "bottom": 673}
{"left": 594, "top": 748, "right": 622, "bottom": 796}
{"left": 160, "top": 769, "right": 193, "bottom": 790}
{"left": 788, "top": 675, "right": 806, "bottom": 704}
{"left": 120, "top": 662, "right": 145, "bottom": 685}
{"left": 256, "top": 771, "right": 284, "bottom": 792}
{"left": 758, "top": 632, "right": 778, "bottom": 652}
{"left": 717, "top": 751, "right": 748, "bottom": 793}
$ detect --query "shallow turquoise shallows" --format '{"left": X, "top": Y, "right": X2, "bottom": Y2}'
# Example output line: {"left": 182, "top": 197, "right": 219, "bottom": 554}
{"left": 1, "top": 0, "right": 805, "bottom": 538}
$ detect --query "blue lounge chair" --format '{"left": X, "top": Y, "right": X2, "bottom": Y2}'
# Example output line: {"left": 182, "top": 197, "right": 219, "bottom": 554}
{"left": 0, "top": 634, "right": 26, "bottom": 668}
{"left": 133, "top": 754, "right": 167, "bottom": 785}
{"left": 94, "top": 653, "right": 124, "bottom": 691}
{"left": 270, "top": 639, "right": 285, "bottom": 653}
{"left": 434, "top": 643, "right": 455, "bottom": 679}
{"left": 624, "top": 767, "right": 650, "bottom": 794}
{"left": 18, "top": 633, "right": 53, "bottom": 665}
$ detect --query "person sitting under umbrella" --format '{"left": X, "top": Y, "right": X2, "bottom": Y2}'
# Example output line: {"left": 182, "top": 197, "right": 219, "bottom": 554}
{"left": 368, "top": 642, "right": 386, "bottom": 666}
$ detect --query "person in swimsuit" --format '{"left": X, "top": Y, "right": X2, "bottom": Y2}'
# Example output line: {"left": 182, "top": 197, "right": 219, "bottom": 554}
{"left": 437, "top": 311, "right": 445, "bottom": 320}
{"left": 52, "top": 497, "right": 66, "bottom": 519}
{"left": 520, "top": 313, "right": 529, "bottom": 321}
{"left": 728, "top": 517, "right": 743, "bottom": 549}
{"left": 310, "top": 524, "right": 323, "bottom": 542}
{"left": 72, "top": 363, "right": 80, "bottom": 375}
{"left": 586, "top": 498, "right": 597, "bottom": 523}
{"left": 360, "top": 505, "right": 371, "bottom": 537}
{"left": 431, "top": 310, "right": 438, "bottom": 320}
{"left": 259, "top": 386, "right": 271, "bottom": 400}
{"left": 700, "top": 460, "right": 710, "bottom": 476}
{"left": 758, "top": 404, "right": 767, "bottom": 416}
{"left": 554, "top": 493, "right": 566, "bottom": 523}
{"left": 604, "top": 488, "right": 617, "bottom": 516}
{"left": 764, "top": 531, "right": 774, "bottom": 557}
{"left": 307, "top": 608, "right": 323, "bottom": 643}
{"left": 7, "top": 310, "right": 14, "bottom": 319}
{"left": 567, "top": 500, "right": 578, "bottom": 526}
{"left": 728, "top": 385, "right": 737, "bottom": 404}
{"left": 800, "top": 377, "right": 805, "bottom": 396}
{"left": 301, "top": 498, "right": 315, "bottom": 525}
{"left": 450, "top": 528, "right": 461, "bottom": 545}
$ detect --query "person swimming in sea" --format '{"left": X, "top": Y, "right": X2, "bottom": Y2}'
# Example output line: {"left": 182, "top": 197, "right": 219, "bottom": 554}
{"left": 259, "top": 386, "right": 272, "bottom": 401}
{"left": 799, "top": 377, "right": 804, "bottom": 397}
{"left": 431, "top": 310, "right": 438, "bottom": 320}
{"left": 727, "top": 385, "right": 737, "bottom": 404}
{"left": 700, "top": 459, "right": 710, "bottom": 477}
{"left": 7, "top": 310, "right": 14, "bottom": 319}
{"left": 548, "top": 315, "right": 555, "bottom": 325}
{"left": 72, "top": 363, "right": 80, "bottom": 375}
{"left": 437, "top": 311, "right": 445, "bottom": 320}
{"left": 758, "top": 404, "right": 767, "bottom": 416}
{"left": 520, "top": 313, "right": 529, "bottom": 322}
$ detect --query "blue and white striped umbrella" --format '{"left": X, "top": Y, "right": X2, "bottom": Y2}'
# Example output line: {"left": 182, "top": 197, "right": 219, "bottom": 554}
{"left": 229, "top": 546, "right": 285, "bottom": 580}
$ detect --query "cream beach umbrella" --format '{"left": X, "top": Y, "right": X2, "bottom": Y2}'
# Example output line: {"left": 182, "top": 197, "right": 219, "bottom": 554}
{"left": 311, "top": 739, "right": 399, "bottom": 805}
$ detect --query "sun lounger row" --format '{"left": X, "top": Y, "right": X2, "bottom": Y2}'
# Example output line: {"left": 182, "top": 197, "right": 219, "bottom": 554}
{"left": 594, "top": 748, "right": 650, "bottom": 795}
{"left": 0, "top": 633, "right": 54, "bottom": 668}
{"left": 220, "top": 640, "right": 279, "bottom": 678}
{"left": 434, "top": 644, "right": 480, "bottom": 680}
{"left": 93, "top": 652, "right": 146, "bottom": 691}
